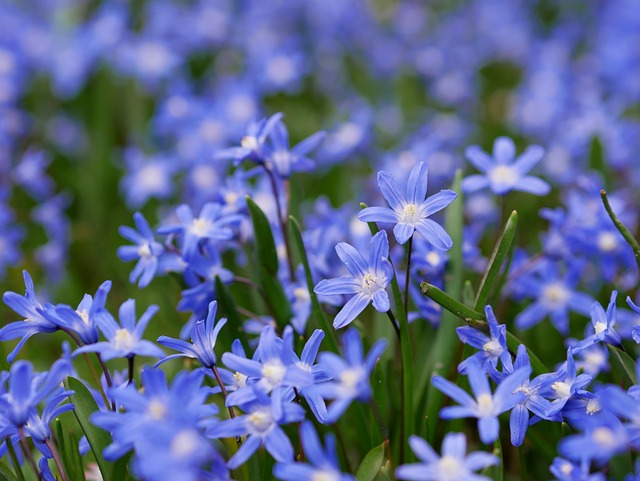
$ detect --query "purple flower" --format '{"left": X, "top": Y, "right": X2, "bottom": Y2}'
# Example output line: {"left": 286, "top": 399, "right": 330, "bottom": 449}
{"left": 462, "top": 137, "right": 550, "bottom": 196}
{"left": 314, "top": 231, "right": 394, "bottom": 329}
{"left": 358, "top": 162, "right": 457, "bottom": 248}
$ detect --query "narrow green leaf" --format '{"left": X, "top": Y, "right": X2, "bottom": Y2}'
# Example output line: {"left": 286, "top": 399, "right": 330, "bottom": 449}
{"left": 215, "top": 276, "right": 243, "bottom": 327}
{"left": 246, "top": 196, "right": 292, "bottom": 328}
{"left": 356, "top": 442, "right": 386, "bottom": 481}
{"left": 109, "top": 454, "right": 132, "bottom": 481}
{"left": 67, "top": 431, "right": 87, "bottom": 481}
{"left": 5, "top": 440, "right": 24, "bottom": 481}
{"left": 607, "top": 344, "right": 638, "bottom": 387}
{"left": 55, "top": 418, "right": 83, "bottom": 481}
{"left": 68, "top": 377, "right": 111, "bottom": 480}
{"left": 474, "top": 210, "right": 518, "bottom": 311}
{"left": 0, "top": 462, "right": 19, "bottom": 481}
{"left": 462, "top": 280, "right": 475, "bottom": 307}
{"left": 423, "top": 170, "right": 464, "bottom": 444}
{"left": 288, "top": 215, "right": 340, "bottom": 352}
{"left": 601, "top": 189, "right": 640, "bottom": 279}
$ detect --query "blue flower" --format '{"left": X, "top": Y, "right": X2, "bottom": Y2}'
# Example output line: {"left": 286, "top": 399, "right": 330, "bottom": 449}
{"left": 0, "top": 359, "right": 70, "bottom": 428}
{"left": 215, "top": 113, "right": 284, "bottom": 165}
{"left": 264, "top": 119, "right": 326, "bottom": 178}
{"left": 273, "top": 421, "right": 354, "bottom": 481}
{"left": 312, "top": 328, "right": 387, "bottom": 423}
{"left": 462, "top": 137, "right": 550, "bottom": 196}
{"left": 207, "top": 389, "right": 305, "bottom": 468}
{"left": 432, "top": 358, "right": 530, "bottom": 444}
{"left": 118, "top": 212, "right": 165, "bottom": 288}
{"left": 550, "top": 458, "right": 605, "bottom": 481}
{"left": 572, "top": 291, "right": 622, "bottom": 353}
{"left": 457, "top": 306, "right": 513, "bottom": 375}
{"left": 44, "top": 280, "right": 113, "bottom": 346}
{"left": 221, "top": 325, "right": 312, "bottom": 406}
{"left": 157, "top": 203, "right": 240, "bottom": 261}
{"left": 157, "top": 301, "right": 226, "bottom": 369}
{"left": 73, "top": 299, "right": 163, "bottom": 361}
{"left": 0, "top": 271, "right": 58, "bottom": 362}
{"left": 314, "top": 231, "right": 394, "bottom": 329}
{"left": 396, "top": 432, "right": 498, "bottom": 481}
{"left": 358, "top": 162, "right": 457, "bottom": 248}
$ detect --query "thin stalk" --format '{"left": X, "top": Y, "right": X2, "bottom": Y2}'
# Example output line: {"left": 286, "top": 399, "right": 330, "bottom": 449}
{"left": 211, "top": 364, "right": 242, "bottom": 449}
{"left": 17, "top": 427, "right": 40, "bottom": 480}
{"left": 385, "top": 309, "right": 401, "bottom": 340}
{"left": 334, "top": 423, "right": 352, "bottom": 473}
{"left": 369, "top": 399, "right": 393, "bottom": 474}
{"left": 95, "top": 353, "right": 115, "bottom": 411}
{"left": 404, "top": 236, "right": 413, "bottom": 318}
{"left": 263, "top": 166, "right": 296, "bottom": 281}
{"left": 6, "top": 437, "right": 26, "bottom": 481}
{"left": 44, "top": 438, "right": 68, "bottom": 481}
{"left": 128, "top": 356, "right": 135, "bottom": 385}
{"left": 236, "top": 306, "right": 262, "bottom": 319}
{"left": 601, "top": 189, "right": 640, "bottom": 280}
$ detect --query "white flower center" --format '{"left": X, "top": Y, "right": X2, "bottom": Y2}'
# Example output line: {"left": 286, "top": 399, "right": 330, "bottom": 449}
{"left": 312, "top": 470, "right": 340, "bottom": 481}
{"left": 241, "top": 135, "right": 259, "bottom": 151}
{"left": 426, "top": 252, "right": 441, "bottom": 267}
{"left": 552, "top": 381, "right": 571, "bottom": 399}
{"left": 489, "top": 165, "right": 518, "bottom": 187}
{"left": 76, "top": 309, "right": 90, "bottom": 324}
{"left": 224, "top": 192, "right": 239, "bottom": 206}
{"left": 249, "top": 409, "right": 273, "bottom": 433}
{"left": 293, "top": 287, "right": 310, "bottom": 302}
{"left": 167, "top": 96, "right": 189, "bottom": 118}
{"left": 476, "top": 393, "right": 495, "bottom": 417}
{"left": 234, "top": 371, "right": 247, "bottom": 388}
{"left": 542, "top": 283, "right": 569, "bottom": 309}
{"left": 594, "top": 322, "right": 607, "bottom": 335}
{"left": 138, "top": 164, "right": 166, "bottom": 191}
{"left": 138, "top": 243, "right": 152, "bottom": 257}
{"left": 362, "top": 273, "right": 384, "bottom": 296}
{"left": 598, "top": 232, "right": 618, "bottom": 252}
{"left": 583, "top": 350, "right": 606, "bottom": 370}
{"left": 148, "top": 400, "right": 167, "bottom": 420}
{"left": 401, "top": 203, "right": 421, "bottom": 224}
{"left": 170, "top": 430, "right": 200, "bottom": 459}
{"left": 262, "top": 360, "right": 286, "bottom": 388}
{"left": 482, "top": 339, "right": 503, "bottom": 357}
{"left": 438, "top": 456, "right": 466, "bottom": 481}
{"left": 113, "top": 329, "right": 136, "bottom": 352}
{"left": 340, "top": 368, "right": 363, "bottom": 394}
{"left": 592, "top": 427, "right": 616, "bottom": 447}
{"left": 559, "top": 461, "right": 573, "bottom": 476}
{"left": 199, "top": 119, "right": 223, "bottom": 143}
{"left": 191, "top": 218, "right": 212, "bottom": 237}
{"left": 586, "top": 398, "right": 600, "bottom": 415}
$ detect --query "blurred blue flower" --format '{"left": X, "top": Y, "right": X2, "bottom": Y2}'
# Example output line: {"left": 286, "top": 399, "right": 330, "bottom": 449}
{"left": 572, "top": 291, "right": 622, "bottom": 353}
{"left": 118, "top": 212, "right": 165, "bottom": 288}
{"left": 462, "top": 137, "right": 550, "bottom": 196}
{"left": 264, "top": 119, "right": 325, "bottom": 178}
{"left": 312, "top": 327, "right": 387, "bottom": 423}
{"left": 396, "top": 432, "right": 498, "bottom": 481}
{"left": 273, "top": 420, "right": 354, "bottom": 481}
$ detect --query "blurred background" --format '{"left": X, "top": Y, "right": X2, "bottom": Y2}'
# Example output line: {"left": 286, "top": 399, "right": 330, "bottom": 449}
{"left": 1, "top": 0, "right": 639, "bottom": 369}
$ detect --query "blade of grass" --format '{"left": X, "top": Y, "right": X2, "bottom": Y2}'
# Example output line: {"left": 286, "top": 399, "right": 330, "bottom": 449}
{"left": 474, "top": 211, "right": 518, "bottom": 311}
{"left": 601, "top": 189, "right": 640, "bottom": 280}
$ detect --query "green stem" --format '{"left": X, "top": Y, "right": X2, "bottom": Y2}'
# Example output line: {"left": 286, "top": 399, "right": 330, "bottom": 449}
{"left": 404, "top": 236, "right": 413, "bottom": 317}
{"left": 600, "top": 189, "right": 640, "bottom": 279}
{"left": 17, "top": 427, "right": 40, "bottom": 480}
{"left": 385, "top": 310, "right": 401, "bottom": 340}
{"left": 44, "top": 438, "right": 68, "bottom": 481}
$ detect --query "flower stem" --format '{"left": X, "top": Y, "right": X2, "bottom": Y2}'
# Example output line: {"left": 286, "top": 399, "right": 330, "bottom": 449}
{"left": 601, "top": 189, "right": 640, "bottom": 281}
{"left": 17, "top": 427, "right": 40, "bottom": 480}
{"left": 95, "top": 353, "right": 116, "bottom": 411}
{"left": 385, "top": 309, "right": 401, "bottom": 340}
{"left": 128, "top": 356, "right": 135, "bottom": 385}
{"left": 44, "top": 438, "right": 68, "bottom": 481}
{"left": 211, "top": 365, "right": 241, "bottom": 448}
{"left": 404, "top": 235, "right": 413, "bottom": 318}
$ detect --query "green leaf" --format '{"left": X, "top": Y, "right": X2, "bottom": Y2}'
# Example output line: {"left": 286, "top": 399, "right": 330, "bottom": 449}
{"left": 214, "top": 276, "right": 248, "bottom": 347}
{"left": 55, "top": 417, "right": 85, "bottom": 481}
{"left": 68, "top": 377, "right": 111, "bottom": 481}
{"left": 607, "top": 344, "right": 638, "bottom": 387}
{"left": 462, "top": 280, "right": 475, "bottom": 307}
{"left": 474, "top": 210, "right": 518, "bottom": 311}
{"left": 288, "top": 215, "right": 339, "bottom": 352}
{"left": 246, "top": 196, "right": 292, "bottom": 328}
{"left": 0, "top": 462, "right": 19, "bottom": 481}
{"left": 356, "top": 442, "right": 386, "bottom": 481}
{"left": 4, "top": 440, "right": 24, "bottom": 481}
